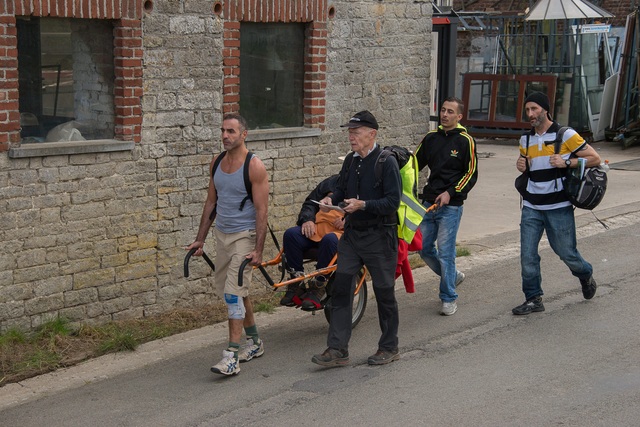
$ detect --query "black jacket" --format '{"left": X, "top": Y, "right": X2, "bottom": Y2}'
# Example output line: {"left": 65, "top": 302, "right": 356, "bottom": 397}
{"left": 297, "top": 175, "right": 339, "bottom": 226}
{"left": 331, "top": 145, "right": 401, "bottom": 227}
{"left": 415, "top": 124, "right": 478, "bottom": 206}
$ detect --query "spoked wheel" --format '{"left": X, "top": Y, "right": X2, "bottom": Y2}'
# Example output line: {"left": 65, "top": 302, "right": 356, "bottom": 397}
{"left": 323, "top": 269, "right": 368, "bottom": 329}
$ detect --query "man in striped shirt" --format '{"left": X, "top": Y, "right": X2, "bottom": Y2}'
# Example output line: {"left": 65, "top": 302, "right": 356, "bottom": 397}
{"left": 513, "top": 92, "right": 600, "bottom": 315}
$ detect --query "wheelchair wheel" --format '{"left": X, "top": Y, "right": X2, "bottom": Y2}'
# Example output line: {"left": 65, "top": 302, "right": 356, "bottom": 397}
{"left": 323, "top": 269, "right": 368, "bottom": 329}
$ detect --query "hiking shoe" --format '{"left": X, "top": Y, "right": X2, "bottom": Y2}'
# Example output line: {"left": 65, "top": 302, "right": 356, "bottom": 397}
{"left": 440, "top": 301, "right": 458, "bottom": 316}
{"left": 455, "top": 271, "right": 466, "bottom": 286}
{"left": 280, "top": 283, "right": 304, "bottom": 307}
{"left": 580, "top": 276, "right": 597, "bottom": 300}
{"left": 238, "top": 338, "right": 264, "bottom": 363}
{"left": 512, "top": 297, "right": 545, "bottom": 315}
{"left": 311, "top": 348, "right": 349, "bottom": 367}
{"left": 368, "top": 349, "right": 400, "bottom": 365}
{"left": 301, "top": 288, "right": 325, "bottom": 311}
{"left": 210, "top": 350, "right": 240, "bottom": 376}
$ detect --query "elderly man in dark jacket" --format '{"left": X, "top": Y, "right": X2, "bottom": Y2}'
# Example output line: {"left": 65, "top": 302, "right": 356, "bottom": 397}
{"left": 312, "top": 110, "right": 402, "bottom": 367}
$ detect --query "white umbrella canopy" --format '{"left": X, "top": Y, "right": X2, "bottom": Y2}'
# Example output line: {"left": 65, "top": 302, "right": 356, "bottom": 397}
{"left": 525, "top": 0, "right": 614, "bottom": 21}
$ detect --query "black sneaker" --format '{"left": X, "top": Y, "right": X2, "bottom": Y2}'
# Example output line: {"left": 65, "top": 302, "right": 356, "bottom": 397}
{"left": 512, "top": 296, "right": 545, "bottom": 315}
{"left": 311, "top": 348, "right": 349, "bottom": 367}
{"left": 368, "top": 349, "right": 400, "bottom": 365}
{"left": 580, "top": 276, "right": 597, "bottom": 300}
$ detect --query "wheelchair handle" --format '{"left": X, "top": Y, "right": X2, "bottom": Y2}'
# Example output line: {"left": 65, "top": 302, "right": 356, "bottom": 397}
{"left": 184, "top": 248, "right": 215, "bottom": 278}
{"left": 238, "top": 258, "right": 274, "bottom": 287}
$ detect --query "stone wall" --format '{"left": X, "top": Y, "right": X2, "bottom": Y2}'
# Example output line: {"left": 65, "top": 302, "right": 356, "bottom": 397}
{"left": 0, "top": 0, "right": 432, "bottom": 332}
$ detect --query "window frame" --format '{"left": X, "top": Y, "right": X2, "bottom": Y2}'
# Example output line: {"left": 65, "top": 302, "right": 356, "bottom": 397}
{"left": 221, "top": 0, "right": 328, "bottom": 134}
{"left": 0, "top": 2, "right": 144, "bottom": 157}
{"left": 239, "top": 22, "right": 306, "bottom": 130}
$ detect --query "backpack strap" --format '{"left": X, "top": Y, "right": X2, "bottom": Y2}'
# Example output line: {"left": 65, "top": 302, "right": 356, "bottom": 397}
{"left": 339, "top": 151, "right": 356, "bottom": 193}
{"left": 211, "top": 150, "right": 227, "bottom": 179}
{"left": 552, "top": 127, "right": 570, "bottom": 188}
{"left": 523, "top": 134, "right": 530, "bottom": 174}
{"left": 239, "top": 151, "right": 253, "bottom": 211}
{"left": 373, "top": 149, "right": 393, "bottom": 189}
{"left": 209, "top": 151, "right": 226, "bottom": 220}
{"left": 553, "top": 127, "right": 569, "bottom": 154}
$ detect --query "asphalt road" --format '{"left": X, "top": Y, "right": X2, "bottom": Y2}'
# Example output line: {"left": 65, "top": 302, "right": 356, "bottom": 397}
{"left": 1, "top": 142, "right": 640, "bottom": 426}
{"left": 2, "top": 216, "right": 640, "bottom": 426}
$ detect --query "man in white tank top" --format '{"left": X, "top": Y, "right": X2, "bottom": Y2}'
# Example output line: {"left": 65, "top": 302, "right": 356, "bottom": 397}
{"left": 187, "top": 114, "right": 269, "bottom": 376}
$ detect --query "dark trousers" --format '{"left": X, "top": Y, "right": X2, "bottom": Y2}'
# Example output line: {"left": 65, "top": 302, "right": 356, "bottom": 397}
{"left": 327, "top": 225, "right": 399, "bottom": 352}
{"left": 282, "top": 226, "right": 339, "bottom": 273}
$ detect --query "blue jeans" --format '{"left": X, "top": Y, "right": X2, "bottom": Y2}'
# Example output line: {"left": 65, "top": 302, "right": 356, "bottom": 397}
{"left": 520, "top": 206, "right": 593, "bottom": 300}
{"left": 282, "top": 226, "right": 339, "bottom": 273}
{"left": 419, "top": 205, "right": 463, "bottom": 302}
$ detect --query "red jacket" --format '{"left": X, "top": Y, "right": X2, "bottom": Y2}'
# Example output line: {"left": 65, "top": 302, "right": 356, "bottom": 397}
{"left": 396, "top": 229, "right": 423, "bottom": 293}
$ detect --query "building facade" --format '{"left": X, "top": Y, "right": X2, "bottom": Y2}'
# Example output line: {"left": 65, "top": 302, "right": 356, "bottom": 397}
{"left": 0, "top": 0, "right": 433, "bottom": 331}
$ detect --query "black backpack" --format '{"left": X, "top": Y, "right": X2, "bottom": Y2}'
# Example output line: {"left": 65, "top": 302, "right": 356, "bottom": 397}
{"left": 563, "top": 167, "right": 607, "bottom": 210}
{"left": 554, "top": 128, "right": 607, "bottom": 211}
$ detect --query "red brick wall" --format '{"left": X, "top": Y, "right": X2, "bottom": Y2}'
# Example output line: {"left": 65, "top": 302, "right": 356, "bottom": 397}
{"left": 221, "top": 0, "right": 328, "bottom": 129}
{"left": 0, "top": 0, "right": 144, "bottom": 151}
{"left": 451, "top": 0, "right": 638, "bottom": 57}
{"left": 605, "top": 1, "right": 639, "bottom": 27}
{"left": 0, "top": 14, "right": 19, "bottom": 151}
{"left": 452, "top": 0, "right": 636, "bottom": 27}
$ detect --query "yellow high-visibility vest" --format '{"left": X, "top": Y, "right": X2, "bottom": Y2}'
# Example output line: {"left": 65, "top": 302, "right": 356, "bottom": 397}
{"left": 397, "top": 153, "right": 427, "bottom": 242}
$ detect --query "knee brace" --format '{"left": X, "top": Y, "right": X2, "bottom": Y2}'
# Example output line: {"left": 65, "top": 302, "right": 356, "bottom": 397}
{"left": 224, "top": 293, "right": 246, "bottom": 320}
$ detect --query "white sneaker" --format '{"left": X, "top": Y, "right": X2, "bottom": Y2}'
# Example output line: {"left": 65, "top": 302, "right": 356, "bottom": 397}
{"left": 211, "top": 350, "right": 240, "bottom": 376}
{"left": 455, "top": 271, "right": 466, "bottom": 286}
{"left": 238, "top": 338, "right": 264, "bottom": 363}
{"left": 441, "top": 301, "right": 458, "bottom": 316}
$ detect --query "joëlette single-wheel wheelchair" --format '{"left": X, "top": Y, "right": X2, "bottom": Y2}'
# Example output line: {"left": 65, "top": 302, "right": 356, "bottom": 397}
{"left": 183, "top": 230, "right": 368, "bottom": 329}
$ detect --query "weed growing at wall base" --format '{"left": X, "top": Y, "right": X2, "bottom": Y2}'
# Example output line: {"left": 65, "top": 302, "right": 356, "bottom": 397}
{"left": 0, "top": 293, "right": 281, "bottom": 387}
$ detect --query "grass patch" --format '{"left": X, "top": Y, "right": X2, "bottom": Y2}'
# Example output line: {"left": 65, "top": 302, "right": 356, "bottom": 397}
{"left": 253, "top": 293, "right": 280, "bottom": 314}
{"left": 35, "top": 317, "right": 73, "bottom": 339}
{"left": 456, "top": 245, "right": 471, "bottom": 257}
{"left": 0, "top": 292, "right": 280, "bottom": 388}
{"left": 98, "top": 330, "right": 138, "bottom": 354}
{"left": 0, "top": 328, "right": 26, "bottom": 346}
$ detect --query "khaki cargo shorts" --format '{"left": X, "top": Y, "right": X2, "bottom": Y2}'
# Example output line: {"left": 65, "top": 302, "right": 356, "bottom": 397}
{"left": 214, "top": 228, "right": 255, "bottom": 298}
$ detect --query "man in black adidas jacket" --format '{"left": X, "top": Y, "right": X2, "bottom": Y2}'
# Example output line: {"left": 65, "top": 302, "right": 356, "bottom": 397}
{"left": 312, "top": 110, "right": 402, "bottom": 367}
{"left": 415, "top": 96, "right": 478, "bottom": 316}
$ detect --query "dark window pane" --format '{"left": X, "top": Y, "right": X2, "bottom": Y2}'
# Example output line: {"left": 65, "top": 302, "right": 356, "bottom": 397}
{"left": 240, "top": 23, "right": 305, "bottom": 130}
{"left": 17, "top": 17, "right": 115, "bottom": 142}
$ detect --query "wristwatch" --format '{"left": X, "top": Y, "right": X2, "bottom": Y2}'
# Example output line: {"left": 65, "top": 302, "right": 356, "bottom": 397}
{"left": 565, "top": 159, "right": 572, "bottom": 167}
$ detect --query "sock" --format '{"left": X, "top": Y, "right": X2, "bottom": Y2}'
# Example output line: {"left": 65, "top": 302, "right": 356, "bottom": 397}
{"left": 244, "top": 325, "right": 260, "bottom": 344}
{"left": 227, "top": 342, "right": 240, "bottom": 360}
